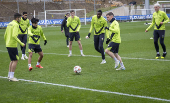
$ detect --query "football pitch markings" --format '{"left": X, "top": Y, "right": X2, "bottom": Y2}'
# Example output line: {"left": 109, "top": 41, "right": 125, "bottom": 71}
{"left": 0, "top": 50, "right": 170, "bottom": 62}
{"left": 0, "top": 76, "right": 170, "bottom": 102}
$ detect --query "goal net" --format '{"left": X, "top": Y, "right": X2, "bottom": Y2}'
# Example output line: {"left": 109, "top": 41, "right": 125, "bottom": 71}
{"left": 37, "top": 9, "right": 86, "bottom": 27}
{"left": 130, "top": 9, "right": 155, "bottom": 21}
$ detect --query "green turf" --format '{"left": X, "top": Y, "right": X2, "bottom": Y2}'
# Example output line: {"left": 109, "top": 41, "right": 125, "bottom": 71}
{"left": 0, "top": 21, "right": 170, "bottom": 103}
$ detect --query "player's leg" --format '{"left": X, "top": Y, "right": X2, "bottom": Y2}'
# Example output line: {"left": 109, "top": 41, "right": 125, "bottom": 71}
{"left": 22, "top": 34, "right": 28, "bottom": 59}
{"left": 7, "top": 47, "right": 19, "bottom": 81}
{"left": 18, "top": 35, "right": 24, "bottom": 60}
{"left": 153, "top": 30, "right": 160, "bottom": 59}
{"left": 36, "top": 51, "right": 44, "bottom": 68}
{"left": 158, "top": 30, "right": 167, "bottom": 58}
{"left": 68, "top": 33, "right": 74, "bottom": 57}
{"left": 66, "top": 33, "right": 69, "bottom": 47}
{"left": 28, "top": 44, "right": 34, "bottom": 71}
{"left": 99, "top": 33, "right": 106, "bottom": 64}
{"left": 75, "top": 32, "right": 85, "bottom": 56}
{"left": 105, "top": 42, "right": 120, "bottom": 68}
{"left": 94, "top": 35, "right": 100, "bottom": 53}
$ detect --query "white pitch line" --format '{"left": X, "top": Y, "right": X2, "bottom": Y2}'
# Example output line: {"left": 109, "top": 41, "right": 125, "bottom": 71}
{"left": 0, "top": 76, "right": 170, "bottom": 102}
{"left": 0, "top": 50, "right": 170, "bottom": 62}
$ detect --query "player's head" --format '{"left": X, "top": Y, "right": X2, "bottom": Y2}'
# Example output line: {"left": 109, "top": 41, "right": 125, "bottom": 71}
{"left": 97, "top": 10, "right": 102, "bottom": 19}
{"left": 106, "top": 12, "right": 114, "bottom": 22}
{"left": 65, "top": 13, "right": 70, "bottom": 18}
{"left": 23, "top": 12, "right": 28, "bottom": 19}
{"left": 14, "top": 13, "right": 22, "bottom": 23}
{"left": 70, "top": 10, "right": 75, "bottom": 17}
{"left": 154, "top": 3, "right": 160, "bottom": 12}
{"left": 31, "top": 17, "right": 39, "bottom": 27}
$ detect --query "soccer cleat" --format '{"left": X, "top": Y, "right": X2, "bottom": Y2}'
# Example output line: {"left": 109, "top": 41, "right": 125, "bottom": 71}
{"left": 21, "top": 57, "right": 25, "bottom": 60}
{"left": 155, "top": 54, "right": 160, "bottom": 59}
{"left": 36, "top": 64, "right": 43, "bottom": 68}
{"left": 9, "top": 77, "right": 19, "bottom": 82}
{"left": 100, "top": 60, "right": 106, "bottom": 64}
{"left": 24, "top": 54, "right": 28, "bottom": 59}
{"left": 115, "top": 60, "right": 120, "bottom": 69}
{"left": 29, "top": 67, "right": 33, "bottom": 71}
{"left": 67, "top": 45, "right": 69, "bottom": 48}
{"left": 116, "top": 66, "right": 125, "bottom": 70}
{"left": 81, "top": 53, "right": 85, "bottom": 56}
{"left": 161, "top": 52, "right": 167, "bottom": 59}
{"left": 68, "top": 54, "right": 72, "bottom": 57}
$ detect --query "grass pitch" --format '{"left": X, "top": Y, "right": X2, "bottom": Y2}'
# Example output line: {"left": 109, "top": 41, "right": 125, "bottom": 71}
{"left": 0, "top": 21, "right": 170, "bottom": 103}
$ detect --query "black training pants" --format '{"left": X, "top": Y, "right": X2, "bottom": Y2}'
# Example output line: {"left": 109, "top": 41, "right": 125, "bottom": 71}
{"left": 18, "top": 34, "right": 27, "bottom": 54}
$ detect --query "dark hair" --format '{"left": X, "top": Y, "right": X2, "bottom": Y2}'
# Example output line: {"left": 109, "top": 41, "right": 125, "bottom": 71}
{"left": 65, "top": 13, "right": 70, "bottom": 17}
{"left": 31, "top": 17, "right": 39, "bottom": 23}
{"left": 106, "top": 12, "right": 114, "bottom": 16}
{"left": 14, "top": 13, "right": 21, "bottom": 19}
{"left": 23, "top": 12, "right": 27, "bottom": 15}
{"left": 70, "top": 10, "right": 75, "bottom": 13}
{"left": 97, "top": 10, "right": 102, "bottom": 14}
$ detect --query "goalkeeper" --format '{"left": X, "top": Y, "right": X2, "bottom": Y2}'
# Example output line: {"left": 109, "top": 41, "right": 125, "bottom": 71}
{"left": 105, "top": 12, "right": 125, "bottom": 70}
{"left": 27, "top": 17, "right": 47, "bottom": 71}
{"left": 86, "top": 10, "right": 107, "bottom": 64}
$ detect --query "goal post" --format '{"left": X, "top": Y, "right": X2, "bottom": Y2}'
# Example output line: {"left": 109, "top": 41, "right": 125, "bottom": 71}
{"left": 38, "top": 9, "right": 86, "bottom": 27}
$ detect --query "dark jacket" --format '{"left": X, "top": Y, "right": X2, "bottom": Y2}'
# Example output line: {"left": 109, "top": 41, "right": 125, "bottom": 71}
{"left": 61, "top": 17, "right": 69, "bottom": 37}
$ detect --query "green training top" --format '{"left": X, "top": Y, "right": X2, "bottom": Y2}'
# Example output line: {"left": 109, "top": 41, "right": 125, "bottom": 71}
{"left": 146, "top": 10, "right": 169, "bottom": 31}
{"left": 106, "top": 19, "right": 121, "bottom": 43}
{"left": 18, "top": 17, "right": 30, "bottom": 34}
{"left": 28, "top": 25, "right": 46, "bottom": 45}
{"left": 89, "top": 15, "right": 107, "bottom": 35}
{"left": 4, "top": 20, "right": 24, "bottom": 47}
{"left": 67, "top": 16, "right": 81, "bottom": 32}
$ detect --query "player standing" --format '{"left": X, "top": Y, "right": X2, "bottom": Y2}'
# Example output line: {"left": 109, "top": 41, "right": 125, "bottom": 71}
{"left": 67, "top": 10, "right": 85, "bottom": 57}
{"left": 28, "top": 18, "right": 47, "bottom": 71}
{"left": 145, "top": 3, "right": 169, "bottom": 59}
{"left": 18, "top": 12, "right": 30, "bottom": 60}
{"left": 105, "top": 12, "right": 125, "bottom": 70}
{"left": 61, "top": 13, "right": 70, "bottom": 47}
{"left": 86, "top": 10, "right": 107, "bottom": 64}
{"left": 4, "top": 13, "right": 25, "bottom": 81}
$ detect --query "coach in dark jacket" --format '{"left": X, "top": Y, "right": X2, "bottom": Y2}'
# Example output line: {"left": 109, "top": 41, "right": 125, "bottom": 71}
{"left": 61, "top": 13, "right": 70, "bottom": 47}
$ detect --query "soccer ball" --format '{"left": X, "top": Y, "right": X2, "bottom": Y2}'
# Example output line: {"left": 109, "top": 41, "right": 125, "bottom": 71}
{"left": 74, "top": 66, "right": 81, "bottom": 73}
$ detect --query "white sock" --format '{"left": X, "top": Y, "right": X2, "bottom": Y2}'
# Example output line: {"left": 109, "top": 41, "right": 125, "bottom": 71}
{"left": 28, "top": 64, "right": 31, "bottom": 68}
{"left": 80, "top": 50, "right": 83, "bottom": 54}
{"left": 102, "top": 59, "right": 105, "bottom": 61}
{"left": 10, "top": 72, "right": 14, "bottom": 78}
{"left": 22, "top": 54, "right": 25, "bottom": 58}
{"left": 69, "top": 50, "right": 72, "bottom": 54}
{"left": 8, "top": 72, "right": 10, "bottom": 77}
{"left": 163, "top": 52, "right": 166, "bottom": 54}
{"left": 113, "top": 57, "right": 118, "bottom": 62}
{"left": 157, "top": 52, "right": 160, "bottom": 54}
{"left": 120, "top": 62, "right": 124, "bottom": 67}
{"left": 37, "top": 62, "right": 40, "bottom": 65}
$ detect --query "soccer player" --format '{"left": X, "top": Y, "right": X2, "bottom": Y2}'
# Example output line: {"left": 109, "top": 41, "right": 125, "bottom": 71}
{"left": 18, "top": 12, "right": 30, "bottom": 60}
{"left": 27, "top": 17, "right": 47, "bottom": 71}
{"left": 145, "top": 3, "right": 169, "bottom": 59}
{"left": 105, "top": 12, "right": 125, "bottom": 70}
{"left": 61, "top": 13, "right": 70, "bottom": 47}
{"left": 4, "top": 13, "right": 25, "bottom": 81}
{"left": 86, "top": 10, "right": 107, "bottom": 64}
{"left": 67, "top": 10, "right": 85, "bottom": 57}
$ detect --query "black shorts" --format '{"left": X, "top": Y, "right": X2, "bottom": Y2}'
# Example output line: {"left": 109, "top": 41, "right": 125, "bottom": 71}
{"left": 6, "top": 47, "right": 19, "bottom": 61}
{"left": 106, "top": 42, "right": 120, "bottom": 53}
{"left": 69, "top": 32, "right": 80, "bottom": 41}
{"left": 28, "top": 44, "right": 42, "bottom": 53}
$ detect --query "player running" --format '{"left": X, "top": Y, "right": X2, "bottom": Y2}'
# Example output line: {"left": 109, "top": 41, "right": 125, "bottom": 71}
{"left": 105, "top": 12, "right": 125, "bottom": 70}
{"left": 86, "top": 10, "right": 107, "bottom": 64}
{"left": 27, "top": 17, "right": 47, "bottom": 71}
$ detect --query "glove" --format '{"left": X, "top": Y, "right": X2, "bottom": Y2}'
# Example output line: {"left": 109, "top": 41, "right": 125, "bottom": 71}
{"left": 44, "top": 40, "right": 47, "bottom": 45}
{"left": 88, "top": 33, "right": 91, "bottom": 38}
{"left": 105, "top": 27, "right": 109, "bottom": 30}
{"left": 106, "top": 38, "right": 110, "bottom": 44}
